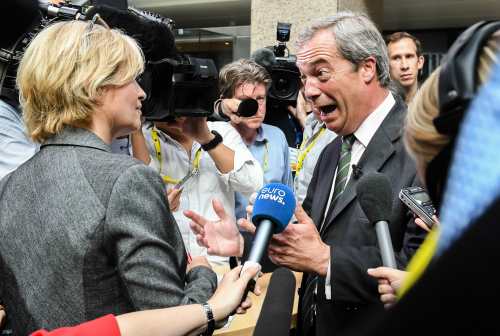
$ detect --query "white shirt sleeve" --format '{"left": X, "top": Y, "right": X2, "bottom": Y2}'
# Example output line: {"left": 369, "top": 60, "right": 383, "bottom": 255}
{"left": 325, "top": 259, "right": 332, "bottom": 299}
{"left": 212, "top": 122, "right": 263, "bottom": 195}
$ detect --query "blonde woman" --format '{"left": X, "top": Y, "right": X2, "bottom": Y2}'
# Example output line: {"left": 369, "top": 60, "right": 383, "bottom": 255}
{"left": 0, "top": 19, "right": 219, "bottom": 334}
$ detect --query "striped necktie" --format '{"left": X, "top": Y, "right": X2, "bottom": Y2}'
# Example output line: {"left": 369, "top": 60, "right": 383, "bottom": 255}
{"left": 301, "top": 133, "right": 355, "bottom": 335}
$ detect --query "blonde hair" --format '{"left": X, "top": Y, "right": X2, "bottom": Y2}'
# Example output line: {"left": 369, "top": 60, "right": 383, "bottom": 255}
{"left": 17, "top": 20, "right": 144, "bottom": 142}
{"left": 219, "top": 59, "right": 272, "bottom": 98}
{"left": 405, "top": 29, "right": 500, "bottom": 167}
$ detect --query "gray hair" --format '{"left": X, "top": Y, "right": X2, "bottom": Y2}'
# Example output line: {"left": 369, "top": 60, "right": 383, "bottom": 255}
{"left": 219, "top": 59, "right": 272, "bottom": 98}
{"left": 296, "top": 11, "right": 390, "bottom": 87}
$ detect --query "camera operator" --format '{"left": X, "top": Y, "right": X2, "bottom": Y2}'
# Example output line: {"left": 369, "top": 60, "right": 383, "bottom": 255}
{"left": 214, "top": 59, "right": 293, "bottom": 223}
{"left": 138, "top": 98, "right": 263, "bottom": 265}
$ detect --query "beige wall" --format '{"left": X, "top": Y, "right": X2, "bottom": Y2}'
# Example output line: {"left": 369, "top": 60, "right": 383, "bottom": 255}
{"left": 250, "top": 0, "right": 383, "bottom": 54}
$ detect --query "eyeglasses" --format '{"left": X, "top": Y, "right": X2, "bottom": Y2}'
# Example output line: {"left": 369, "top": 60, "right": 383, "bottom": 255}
{"left": 84, "top": 13, "right": 110, "bottom": 35}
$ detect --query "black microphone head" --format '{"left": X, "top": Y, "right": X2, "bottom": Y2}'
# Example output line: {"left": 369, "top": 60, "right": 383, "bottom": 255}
{"left": 250, "top": 48, "right": 276, "bottom": 73}
{"left": 236, "top": 98, "right": 259, "bottom": 117}
{"left": 356, "top": 172, "right": 393, "bottom": 225}
{"left": 253, "top": 268, "right": 296, "bottom": 336}
{"left": 86, "top": 5, "right": 175, "bottom": 61}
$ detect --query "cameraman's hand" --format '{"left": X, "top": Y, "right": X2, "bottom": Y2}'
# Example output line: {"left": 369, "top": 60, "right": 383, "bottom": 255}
{"left": 208, "top": 264, "right": 261, "bottom": 328}
{"left": 167, "top": 187, "right": 182, "bottom": 212}
{"left": 287, "top": 87, "right": 309, "bottom": 129}
{"left": 168, "top": 117, "right": 214, "bottom": 145}
{"left": 219, "top": 99, "right": 246, "bottom": 125}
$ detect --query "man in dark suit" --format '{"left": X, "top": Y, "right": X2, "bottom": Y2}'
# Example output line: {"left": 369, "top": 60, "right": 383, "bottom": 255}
{"left": 186, "top": 11, "right": 427, "bottom": 336}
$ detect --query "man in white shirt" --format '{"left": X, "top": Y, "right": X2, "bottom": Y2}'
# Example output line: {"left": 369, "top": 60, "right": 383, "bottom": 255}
{"left": 185, "top": 11, "right": 427, "bottom": 335}
{"left": 140, "top": 116, "right": 263, "bottom": 266}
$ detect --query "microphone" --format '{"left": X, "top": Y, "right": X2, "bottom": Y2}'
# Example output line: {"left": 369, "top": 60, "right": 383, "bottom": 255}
{"left": 250, "top": 48, "right": 277, "bottom": 73}
{"left": 85, "top": 5, "right": 175, "bottom": 61}
{"left": 352, "top": 164, "right": 363, "bottom": 178}
{"left": 240, "top": 184, "right": 296, "bottom": 300}
{"left": 236, "top": 98, "right": 259, "bottom": 117}
{"left": 253, "top": 268, "right": 296, "bottom": 336}
{"left": 247, "top": 192, "right": 259, "bottom": 222}
{"left": 214, "top": 98, "right": 259, "bottom": 121}
{"left": 356, "top": 173, "right": 398, "bottom": 269}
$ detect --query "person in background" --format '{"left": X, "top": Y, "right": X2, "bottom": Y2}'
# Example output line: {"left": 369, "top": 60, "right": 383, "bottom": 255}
{"left": 138, "top": 101, "right": 263, "bottom": 266}
{"left": 288, "top": 87, "right": 337, "bottom": 204}
{"left": 0, "top": 20, "right": 217, "bottom": 334}
{"left": 214, "top": 59, "right": 293, "bottom": 223}
{"left": 385, "top": 32, "right": 425, "bottom": 106}
{"left": 29, "top": 265, "right": 261, "bottom": 336}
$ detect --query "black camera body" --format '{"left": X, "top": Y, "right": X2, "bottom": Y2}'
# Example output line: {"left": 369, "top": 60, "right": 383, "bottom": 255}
{"left": 267, "top": 22, "right": 302, "bottom": 105}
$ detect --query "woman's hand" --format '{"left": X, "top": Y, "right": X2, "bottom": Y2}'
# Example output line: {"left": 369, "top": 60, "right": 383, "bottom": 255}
{"left": 0, "top": 300, "right": 6, "bottom": 328}
{"left": 208, "top": 264, "right": 261, "bottom": 328}
{"left": 167, "top": 187, "right": 182, "bottom": 212}
{"left": 367, "top": 267, "right": 408, "bottom": 308}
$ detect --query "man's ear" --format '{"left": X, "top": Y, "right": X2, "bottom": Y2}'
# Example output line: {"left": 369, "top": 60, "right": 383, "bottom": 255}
{"left": 220, "top": 94, "right": 224, "bottom": 99}
{"left": 418, "top": 55, "right": 425, "bottom": 70}
{"left": 362, "top": 56, "right": 377, "bottom": 84}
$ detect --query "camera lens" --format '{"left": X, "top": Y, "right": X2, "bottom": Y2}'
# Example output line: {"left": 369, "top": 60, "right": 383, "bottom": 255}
{"left": 271, "top": 73, "right": 296, "bottom": 99}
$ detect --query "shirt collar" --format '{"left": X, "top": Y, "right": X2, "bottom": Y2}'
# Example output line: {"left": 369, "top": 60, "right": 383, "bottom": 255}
{"left": 353, "top": 92, "right": 395, "bottom": 148}
{"left": 42, "top": 126, "right": 111, "bottom": 152}
{"left": 254, "top": 126, "right": 267, "bottom": 142}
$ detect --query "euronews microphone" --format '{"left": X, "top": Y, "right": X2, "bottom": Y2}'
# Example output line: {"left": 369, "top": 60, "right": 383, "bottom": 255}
{"left": 253, "top": 268, "right": 296, "bottom": 336}
{"left": 356, "top": 172, "right": 397, "bottom": 269}
{"left": 240, "top": 183, "right": 296, "bottom": 300}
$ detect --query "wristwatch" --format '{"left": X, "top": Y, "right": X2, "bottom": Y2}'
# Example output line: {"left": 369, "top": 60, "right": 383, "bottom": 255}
{"left": 201, "top": 130, "right": 223, "bottom": 151}
{"left": 201, "top": 302, "right": 215, "bottom": 336}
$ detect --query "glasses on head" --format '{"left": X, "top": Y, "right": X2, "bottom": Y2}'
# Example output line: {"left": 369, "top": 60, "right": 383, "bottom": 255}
{"left": 84, "top": 13, "right": 110, "bottom": 35}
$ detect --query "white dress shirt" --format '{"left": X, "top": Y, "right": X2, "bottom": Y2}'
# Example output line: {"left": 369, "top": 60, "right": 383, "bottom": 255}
{"left": 143, "top": 121, "right": 263, "bottom": 266}
{"left": 322, "top": 92, "right": 395, "bottom": 299}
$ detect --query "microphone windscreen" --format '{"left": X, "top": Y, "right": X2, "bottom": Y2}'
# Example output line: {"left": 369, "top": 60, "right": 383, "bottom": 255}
{"left": 250, "top": 48, "right": 276, "bottom": 73}
{"left": 236, "top": 98, "right": 259, "bottom": 117}
{"left": 253, "top": 268, "right": 296, "bottom": 336}
{"left": 249, "top": 193, "right": 258, "bottom": 205}
{"left": 356, "top": 172, "right": 393, "bottom": 224}
{"left": 252, "top": 184, "right": 295, "bottom": 233}
{"left": 85, "top": 5, "right": 175, "bottom": 61}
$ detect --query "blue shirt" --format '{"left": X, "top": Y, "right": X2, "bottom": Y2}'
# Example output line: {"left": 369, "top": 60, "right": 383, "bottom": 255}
{"left": 0, "top": 99, "right": 40, "bottom": 181}
{"left": 234, "top": 123, "right": 293, "bottom": 222}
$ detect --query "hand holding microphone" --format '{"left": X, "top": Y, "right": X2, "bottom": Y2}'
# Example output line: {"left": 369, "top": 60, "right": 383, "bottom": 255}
{"left": 215, "top": 98, "right": 260, "bottom": 123}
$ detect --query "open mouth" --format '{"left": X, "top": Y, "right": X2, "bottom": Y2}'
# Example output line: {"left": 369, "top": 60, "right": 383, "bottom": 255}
{"left": 319, "top": 105, "right": 337, "bottom": 116}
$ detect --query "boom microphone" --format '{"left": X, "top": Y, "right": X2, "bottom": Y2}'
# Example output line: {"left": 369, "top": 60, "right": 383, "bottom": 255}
{"left": 356, "top": 173, "right": 398, "bottom": 269}
{"left": 250, "top": 48, "right": 277, "bottom": 74}
{"left": 240, "top": 184, "right": 295, "bottom": 300}
{"left": 85, "top": 5, "right": 175, "bottom": 61}
{"left": 253, "top": 268, "right": 296, "bottom": 336}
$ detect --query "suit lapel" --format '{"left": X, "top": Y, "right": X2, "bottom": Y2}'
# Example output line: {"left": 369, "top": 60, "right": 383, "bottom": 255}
{"left": 312, "top": 138, "right": 341, "bottom": 230}
{"left": 320, "top": 101, "right": 406, "bottom": 234}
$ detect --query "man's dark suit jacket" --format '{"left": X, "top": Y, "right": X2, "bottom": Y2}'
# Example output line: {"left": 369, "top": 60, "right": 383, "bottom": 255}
{"left": 296, "top": 101, "right": 428, "bottom": 336}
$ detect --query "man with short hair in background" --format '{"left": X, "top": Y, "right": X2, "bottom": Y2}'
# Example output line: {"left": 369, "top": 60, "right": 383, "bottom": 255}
{"left": 385, "top": 32, "right": 425, "bottom": 105}
{"left": 214, "top": 59, "right": 293, "bottom": 224}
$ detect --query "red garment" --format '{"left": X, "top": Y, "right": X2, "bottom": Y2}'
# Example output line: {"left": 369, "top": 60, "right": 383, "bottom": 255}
{"left": 30, "top": 315, "right": 120, "bottom": 336}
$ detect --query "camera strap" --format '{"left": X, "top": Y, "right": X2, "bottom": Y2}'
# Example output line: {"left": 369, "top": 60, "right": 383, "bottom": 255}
{"left": 151, "top": 126, "right": 201, "bottom": 184}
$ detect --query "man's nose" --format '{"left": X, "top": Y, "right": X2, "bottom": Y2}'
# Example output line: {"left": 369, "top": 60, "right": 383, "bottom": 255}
{"left": 401, "top": 58, "right": 409, "bottom": 70}
{"left": 304, "top": 80, "right": 321, "bottom": 101}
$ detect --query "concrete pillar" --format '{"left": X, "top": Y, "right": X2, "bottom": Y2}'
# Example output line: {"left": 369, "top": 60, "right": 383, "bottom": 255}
{"left": 251, "top": 0, "right": 383, "bottom": 55}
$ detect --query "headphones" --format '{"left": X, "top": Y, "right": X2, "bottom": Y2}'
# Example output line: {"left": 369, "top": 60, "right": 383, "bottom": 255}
{"left": 426, "top": 20, "right": 500, "bottom": 209}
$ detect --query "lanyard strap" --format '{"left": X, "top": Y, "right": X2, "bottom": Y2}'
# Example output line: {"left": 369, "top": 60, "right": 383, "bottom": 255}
{"left": 151, "top": 127, "right": 201, "bottom": 184}
{"left": 262, "top": 134, "right": 269, "bottom": 174}
{"left": 296, "top": 127, "right": 325, "bottom": 176}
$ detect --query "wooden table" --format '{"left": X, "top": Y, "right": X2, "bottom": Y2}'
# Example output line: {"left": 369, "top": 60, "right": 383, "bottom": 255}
{"left": 213, "top": 266, "right": 302, "bottom": 336}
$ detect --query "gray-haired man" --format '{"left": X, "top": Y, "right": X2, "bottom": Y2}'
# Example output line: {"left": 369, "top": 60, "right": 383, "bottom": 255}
{"left": 187, "top": 11, "right": 427, "bottom": 335}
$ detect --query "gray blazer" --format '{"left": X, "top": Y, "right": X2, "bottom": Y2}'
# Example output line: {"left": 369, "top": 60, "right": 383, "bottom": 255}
{"left": 0, "top": 126, "right": 217, "bottom": 334}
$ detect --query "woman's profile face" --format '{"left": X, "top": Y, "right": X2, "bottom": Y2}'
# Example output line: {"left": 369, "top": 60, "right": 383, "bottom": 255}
{"left": 100, "top": 79, "right": 146, "bottom": 138}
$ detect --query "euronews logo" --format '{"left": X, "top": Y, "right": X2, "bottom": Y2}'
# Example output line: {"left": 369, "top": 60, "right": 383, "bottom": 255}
{"left": 258, "top": 187, "right": 286, "bottom": 205}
